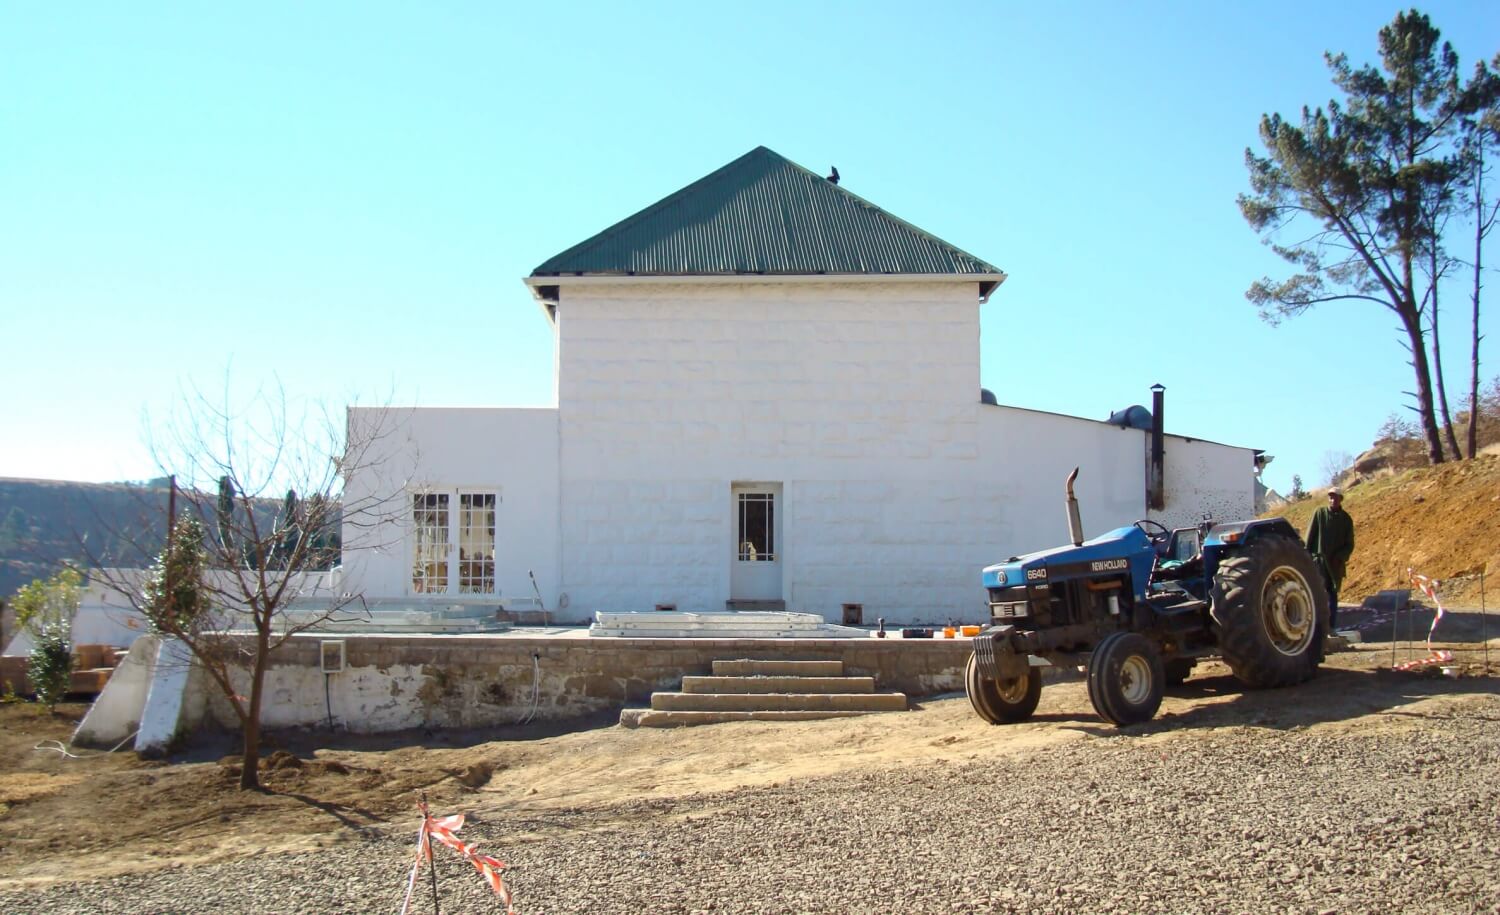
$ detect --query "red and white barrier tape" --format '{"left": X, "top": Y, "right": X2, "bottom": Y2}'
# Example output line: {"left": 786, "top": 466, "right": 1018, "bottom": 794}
{"left": 400, "top": 799, "right": 515, "bottom": 914}
{"left": 1392, "top": 648, "right": 1454, "bottom": 672}
{"left": 1407, "top": 569, "right": 1446, "bottom": 647}
{"left": 1395, "top": 570, "right": 1451, "bottom": 672}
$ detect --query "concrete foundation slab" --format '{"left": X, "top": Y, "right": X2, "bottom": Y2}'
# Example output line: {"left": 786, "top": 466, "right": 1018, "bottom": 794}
{"left": 591, "top": 611, "right": 865, "bottom": 639}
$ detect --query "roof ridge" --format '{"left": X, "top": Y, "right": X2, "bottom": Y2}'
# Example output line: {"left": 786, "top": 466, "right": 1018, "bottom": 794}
{"left": 784, "top": 158, "right": 1002, "bottom": 276}
{"left": 532, "top": 146, "right": 781, "bottom": 275}
{"left": 530, "top": 146, "right": 1004, "bottom": 278}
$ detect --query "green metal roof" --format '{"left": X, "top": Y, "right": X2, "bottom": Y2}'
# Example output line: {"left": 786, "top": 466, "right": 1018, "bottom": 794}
{"left": 530, "top": 146, "right": 1004, "bottom": 283}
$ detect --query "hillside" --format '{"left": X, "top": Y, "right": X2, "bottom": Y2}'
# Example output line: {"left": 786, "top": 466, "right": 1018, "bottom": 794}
{"left": 1268, "top": 455, "right": 1500, "bottom": 607}
{"left": 0, "top": 477, "right": 304, "bottom": 608}
{"left": 0, "top": 478, "right": 175, "bottom": 603}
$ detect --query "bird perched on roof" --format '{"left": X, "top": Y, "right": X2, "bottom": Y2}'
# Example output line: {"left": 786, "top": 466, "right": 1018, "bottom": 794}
{"left": 826, "top": 166, "right": 840, "bottom": 185}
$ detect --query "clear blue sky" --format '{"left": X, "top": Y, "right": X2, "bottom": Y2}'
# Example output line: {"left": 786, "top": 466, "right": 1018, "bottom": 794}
{"left": 3, "top": 1, "right": 1497, "bottom": 497}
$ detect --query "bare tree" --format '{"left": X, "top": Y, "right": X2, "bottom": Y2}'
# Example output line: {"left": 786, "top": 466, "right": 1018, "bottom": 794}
{"left": 1320, "top": 450, "right": 1354, "bottom": 488}
{"left": 91, "top": 380, "right": 411, "bottom": 790}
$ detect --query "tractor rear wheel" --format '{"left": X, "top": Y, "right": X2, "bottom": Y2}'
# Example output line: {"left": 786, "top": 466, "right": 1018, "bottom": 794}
{"left": 1212, "top": 534, "right": 1328, "bottom": 688}
{"left": 966, "top": 653, "right": 1042, "bottom": 724}
{"left": 1087, "top": 632, "right": 1164, "bottom": 726}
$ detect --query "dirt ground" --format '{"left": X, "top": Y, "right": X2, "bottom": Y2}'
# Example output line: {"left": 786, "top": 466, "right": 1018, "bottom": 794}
{"left": 2, "top": 622, "right": 1495, "bottom": 893}
{"left": 1272, "top": 454, "right": 1500, "bottom": 607}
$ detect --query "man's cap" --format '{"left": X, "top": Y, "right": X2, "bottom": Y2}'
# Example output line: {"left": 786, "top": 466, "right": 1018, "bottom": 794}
{"left": 1328, "top": 486, "right": 1343, "bottom": 497}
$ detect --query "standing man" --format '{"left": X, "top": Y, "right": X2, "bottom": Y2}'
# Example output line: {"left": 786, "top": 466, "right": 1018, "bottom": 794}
{"left": 1305, "top": 486, "right": 1355, "bottom": 630}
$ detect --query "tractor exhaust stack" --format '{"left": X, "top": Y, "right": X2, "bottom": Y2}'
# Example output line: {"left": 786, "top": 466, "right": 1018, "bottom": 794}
{"left": 1065, "top": 467, "right": 1084, "bottom": 546}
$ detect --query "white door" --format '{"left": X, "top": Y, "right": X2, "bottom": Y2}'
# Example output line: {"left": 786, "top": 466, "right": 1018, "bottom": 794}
{"left": 730, "top": 483, "right": 782, "bottom": 602}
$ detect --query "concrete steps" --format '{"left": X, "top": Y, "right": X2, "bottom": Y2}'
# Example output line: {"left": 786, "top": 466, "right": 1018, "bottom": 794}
{"left": 620, "top": 658, "right": 908, "bottom": 728}
{"left": 712, "top": 659, "right": 844, "bottom": 676}
{"left": 620, "top": 709, "right": 876, "bottom": 727}
{"left": 681, "top": 675, "right": 877, "bottom": 694}
{"left": 652, "top": 691, "right": 909, "bottom": 712}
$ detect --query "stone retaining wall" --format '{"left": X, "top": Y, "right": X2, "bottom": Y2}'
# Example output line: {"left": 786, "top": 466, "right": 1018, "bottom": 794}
{"left": 202, "top": 634, "right": 973, "bottom": 734}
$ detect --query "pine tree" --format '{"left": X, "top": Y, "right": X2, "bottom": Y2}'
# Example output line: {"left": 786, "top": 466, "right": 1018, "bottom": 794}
{"left": 1240, "top": 11, "right": 1499, "bottom": 465}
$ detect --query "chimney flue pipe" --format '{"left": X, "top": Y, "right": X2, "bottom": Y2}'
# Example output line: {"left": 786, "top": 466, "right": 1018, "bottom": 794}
{"left": 1149, "top": 384, "right": 1165, "bottom": 511}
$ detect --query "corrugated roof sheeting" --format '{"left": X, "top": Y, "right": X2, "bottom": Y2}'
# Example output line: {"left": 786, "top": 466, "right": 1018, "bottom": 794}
{"left": 531, "top": 146, "right": 1002, "bottom": 278}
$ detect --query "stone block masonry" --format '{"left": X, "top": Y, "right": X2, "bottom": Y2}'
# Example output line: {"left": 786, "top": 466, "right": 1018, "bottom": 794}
{"left": 193, "top": 633, "right": 973, "bottom": 735}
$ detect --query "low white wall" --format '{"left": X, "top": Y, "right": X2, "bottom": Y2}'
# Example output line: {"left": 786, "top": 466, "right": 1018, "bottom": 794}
{"left": 978, "top": 405, "right": 1150, "bottom": 551}
{"left": 335, "top": 406, "right": 1256, "bottom": 627}
{"left": 341, "top": 406, "right": 562, "bottom": 614}
{"left": 2, "top": 569, "right": 351, "bottom": 658}
{"left": 4, "top": 578, "right": 151, "bottom": 657}
{"left": 1149, "top": 435, "right": 1257, "bottom": 530}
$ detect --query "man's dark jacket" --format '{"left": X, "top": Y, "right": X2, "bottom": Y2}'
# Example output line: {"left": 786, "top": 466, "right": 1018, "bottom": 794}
{"left": 1306, "top": 506, "right": 1355, "bottom": 585}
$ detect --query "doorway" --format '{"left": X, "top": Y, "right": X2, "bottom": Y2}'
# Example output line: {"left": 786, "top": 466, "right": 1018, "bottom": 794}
{"left": 730, "top": 483, "right": 782, "bottom": 603}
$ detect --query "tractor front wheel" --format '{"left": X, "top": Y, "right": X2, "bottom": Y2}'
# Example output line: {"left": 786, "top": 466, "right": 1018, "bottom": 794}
{"left": 1087, "top": 632, "right": 1165, "bottom": 726}
{"left": 966, "top": 653, "right": 1042, "bottom": 724}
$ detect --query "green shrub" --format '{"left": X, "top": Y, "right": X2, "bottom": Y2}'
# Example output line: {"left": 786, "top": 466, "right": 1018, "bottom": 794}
{"left": 14, "top": 569, "right": 81, "bottom": 711}
{"left": 28, "top": 623, "right": 72, "bottom": 711}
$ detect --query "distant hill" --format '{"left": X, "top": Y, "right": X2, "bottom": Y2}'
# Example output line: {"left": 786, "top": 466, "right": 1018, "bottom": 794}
{"left": 0, "top": 477, "right": 177, "bottom": 603}
{"left": 0, "top": 477, "right": 338, "bottom": 639}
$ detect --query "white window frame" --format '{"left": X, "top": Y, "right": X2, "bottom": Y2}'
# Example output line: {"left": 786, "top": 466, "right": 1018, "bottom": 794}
{"left": 411, "top": 488, "right": 499, "bottom": 595}
{"left": 737, "top": 491, "right": 776, "bottom": 562}
{"left": 411, "top": 492, "right": 451, "bottom": 594}
{"left": 457, "top": 492, "right": 497, "bottom": 595}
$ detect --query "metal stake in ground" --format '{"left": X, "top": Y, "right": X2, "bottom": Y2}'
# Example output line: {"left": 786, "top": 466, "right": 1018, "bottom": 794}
{"left": 423, "top": 792, "right": 442, "bottom": 915}
{"left": 1482, "top": 569, "right": 1490, "bottom": 675}
{"left": 1391, "top": 599, "right": 1399, "bottom": 670}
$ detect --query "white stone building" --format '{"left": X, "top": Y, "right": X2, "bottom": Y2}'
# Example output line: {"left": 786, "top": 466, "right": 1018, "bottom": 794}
{"left": 340, "top": 147, "right": 1260, "bottom": 626}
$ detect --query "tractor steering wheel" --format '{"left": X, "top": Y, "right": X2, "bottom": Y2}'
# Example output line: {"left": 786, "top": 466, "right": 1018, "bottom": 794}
{"left": 1134, "top": 518, "right": 1172, "bottom": 549}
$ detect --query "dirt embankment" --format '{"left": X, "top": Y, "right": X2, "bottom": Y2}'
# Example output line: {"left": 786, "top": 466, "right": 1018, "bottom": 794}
{"left": 1270, "top": 455, "right": 1500, "bottom": 607}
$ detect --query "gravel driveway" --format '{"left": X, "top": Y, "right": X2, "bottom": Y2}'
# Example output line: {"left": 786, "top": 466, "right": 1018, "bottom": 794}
{"left": 3, "top": 691, "right": 1496, "bottom": 914}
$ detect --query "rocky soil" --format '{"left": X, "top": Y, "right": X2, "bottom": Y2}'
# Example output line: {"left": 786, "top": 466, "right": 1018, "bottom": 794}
{"left": 1271, "top": 454, "right": 1500, "bottom": 608}
{"left": 2, "top": 648, "right": 1497, "bottom": 914}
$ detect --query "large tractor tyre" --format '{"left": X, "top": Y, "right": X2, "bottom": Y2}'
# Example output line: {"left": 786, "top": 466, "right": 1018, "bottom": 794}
{"left": 1212, "top": 534, "right": 1328, "bottom": 689}
{"left": 1087, "top": 632, "right": 1165, "bottom": 726}
{"left": 966, "top": 653, "right": 1042, "bottom": 724}
{"left": 1164, "top": 658, "right": 1196, "bottom": 686}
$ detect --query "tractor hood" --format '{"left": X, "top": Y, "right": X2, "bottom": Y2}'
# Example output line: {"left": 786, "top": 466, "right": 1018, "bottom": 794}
{"left": 982, "top": 526, "right": 1157, "bottom": 600}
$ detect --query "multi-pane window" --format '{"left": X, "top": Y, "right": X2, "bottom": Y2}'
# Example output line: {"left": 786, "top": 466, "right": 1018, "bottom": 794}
{"left": 458, "top": 493, "right": 496, "bottom": 594}
{"left": 738, "top": 492, "right": 775, "bottom": 561}
{"left": 411, "top": 493, "right": 450, "bottom": 593}
{"left": 411, "top": 490, "right": 497, "bottom": 594}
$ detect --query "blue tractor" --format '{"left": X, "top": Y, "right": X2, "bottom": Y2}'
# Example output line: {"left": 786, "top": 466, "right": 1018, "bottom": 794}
{"left": 967, "top": 469, "right": 1329, "bottom": 727}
